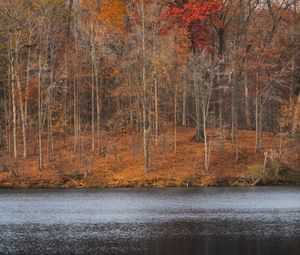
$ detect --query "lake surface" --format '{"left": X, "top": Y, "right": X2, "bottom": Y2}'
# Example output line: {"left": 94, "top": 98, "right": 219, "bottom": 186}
{"left": 0, "top": 187, "right": 300, "bottom": 255}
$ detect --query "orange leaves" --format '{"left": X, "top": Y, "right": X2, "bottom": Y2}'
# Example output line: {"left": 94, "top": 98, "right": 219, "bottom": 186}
{"left": 25, "top": 77, "right": 39, "bottom": 102}
{"left": 97, "top": 0, "right": 127, "bottom": 33}
{"left": 81, "top": 0, "right": 127, "bottom": 34}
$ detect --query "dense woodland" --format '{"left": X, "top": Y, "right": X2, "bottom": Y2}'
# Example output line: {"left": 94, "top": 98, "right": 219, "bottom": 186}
{"left": 0, "top": 0, "right": 299, "bottom": 186}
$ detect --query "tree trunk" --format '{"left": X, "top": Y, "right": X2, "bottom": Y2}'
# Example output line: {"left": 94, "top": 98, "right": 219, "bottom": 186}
{"left": 154, "top": 76, "right": 158, "bottom": 156}
{"left": 292, "top": 94, "right": 300, "bottom": 135}
{"left": 6, "top": 71, "right": 12, "bottom": 154}
{"left": 182, "top": 82, "right": 187, "bottom": 126}
{"left": 11, "top": 64, "right": 17, "bottom": 164}
{"left": 203, "top": 113, "right": 209, "bottom": 171}
{"left": 95, "top": 66, "right": 101, "bottom": 156}
{"left": 231, "top": 69, "right": 239, "bottom": 161}
{"left": 244, "top": 72, "right": 251, "bottom": 129}
{"left": 90, "top": 7, "right": 95, "bottom": 153}
{"left": 255, "top": 75, "right": 260, "bottom": 152}
{"left": 16, "top": 75, "right": 28, "bottom": 158}
{"left": 174, "top": 83, "right": 177, "bottom": 162}
{"left": 0, "top": 101, "right": 3, "bottom": 148}
{"left": 73, "top": 66, "right": 77, "bottom": 151}
{"left": 217, "top": 63, "right": 224, "bottom": 139}
{"left": 141, "top": 0, "right": 149, "bottom": 173}
{"left": 24, "top": 24, "right": 32, "bottom": 156}
{"left": 193, "top": 77, "right": 203, "bottom": 142}
{"left": 291, "top": 1, "right": 298, "bottom": 135}
{"left": 38, "top": 52, "right": 43, "bottom": 170}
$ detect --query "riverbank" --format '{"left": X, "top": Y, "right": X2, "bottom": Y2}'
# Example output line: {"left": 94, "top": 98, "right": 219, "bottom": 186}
{"left": 1, "top": 128, "right": 299, "bottom": 188}
{"left": 1, "top": 171, "right": 300, "bottom": 188}
{"left": 1, "top": 176, "right": 300, "bottom": 189}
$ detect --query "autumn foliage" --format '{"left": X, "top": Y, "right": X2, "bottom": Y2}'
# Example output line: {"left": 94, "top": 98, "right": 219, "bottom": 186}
{"left": 161, "top": 0, "right": 222, "bottom": 49}
{"left": 0, "top": 0, "right": 299, "bottom": 187}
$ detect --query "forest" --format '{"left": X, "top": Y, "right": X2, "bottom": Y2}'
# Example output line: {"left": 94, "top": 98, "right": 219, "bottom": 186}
{"left": 0, "top": 0, "right": 299, "bottom": 188}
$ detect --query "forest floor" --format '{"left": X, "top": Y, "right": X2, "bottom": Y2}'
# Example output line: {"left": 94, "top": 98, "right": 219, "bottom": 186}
{"left": 0, "top": 127, "right": 299, "bottom": 188}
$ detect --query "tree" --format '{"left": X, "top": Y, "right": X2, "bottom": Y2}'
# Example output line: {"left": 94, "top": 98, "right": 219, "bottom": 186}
{"left": 80, "top": 0, "right": 126, "bottom": 154}
{"left": 190, "top": 50, "right": 216, "bottom": 170}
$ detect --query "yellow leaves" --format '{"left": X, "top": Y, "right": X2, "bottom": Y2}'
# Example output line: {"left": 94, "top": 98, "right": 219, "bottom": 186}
{"left": 280, "top": 102, "right": 292, "bottom": 125}
{"left": 81, "top": 0, "right": 126, "bottom": 34}
{"left": 38, "top": 0, "right": 65, "bottom": 8}
{"left": 80, "top": 0, "right": 97, "bottom": 13}
{"left": 97, "top": 0, "right": 127, "bottom": 33}
{"left": 279, "top": 98, "right": 300, "bottom": 132}
{"left": 0, "top": 41, "right": 6, "bottom": 50}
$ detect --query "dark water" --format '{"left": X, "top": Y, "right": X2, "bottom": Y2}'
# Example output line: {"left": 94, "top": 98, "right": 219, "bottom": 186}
{"left": 0, "top": 187, "right": 300, "bottom": 255}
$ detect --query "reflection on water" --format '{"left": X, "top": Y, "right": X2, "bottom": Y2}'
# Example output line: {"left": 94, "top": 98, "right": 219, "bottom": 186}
{"left": 0, "top": 187, "right": 300, "bottom": 255}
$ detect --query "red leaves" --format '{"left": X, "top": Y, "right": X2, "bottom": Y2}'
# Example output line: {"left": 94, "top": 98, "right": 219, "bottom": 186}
{"left": 182, "top": 2, "right": 221, "bottom": 25}
{"left": 162, "top": 1, "right": 221, "bottom": 25}
{"left": 160, "top": 0, "right": 222, "bottom": 49}
{"left": 169, "top": 8, "right": 184, "bottom": 16}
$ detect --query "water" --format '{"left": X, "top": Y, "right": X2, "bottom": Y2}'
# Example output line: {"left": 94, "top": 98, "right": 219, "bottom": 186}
{"left": 0, "top": 187, "right": 300, "bottom": 255}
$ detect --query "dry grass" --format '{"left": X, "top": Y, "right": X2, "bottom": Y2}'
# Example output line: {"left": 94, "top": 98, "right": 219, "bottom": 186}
{"left": 0, "top": 127, "right": 299, "bottom": 188}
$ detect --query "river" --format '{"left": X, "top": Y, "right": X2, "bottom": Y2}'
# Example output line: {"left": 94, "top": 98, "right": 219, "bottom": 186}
{"left": 0, "top": 187, "right": 300, "bottom": 254}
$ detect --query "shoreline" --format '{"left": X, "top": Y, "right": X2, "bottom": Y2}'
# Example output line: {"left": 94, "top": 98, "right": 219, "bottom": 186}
{"left": 1, "top": 176, "right": 299, "bottom": 189}
{"left": 1, "top": 129, "right": 299, "bottom": 190}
